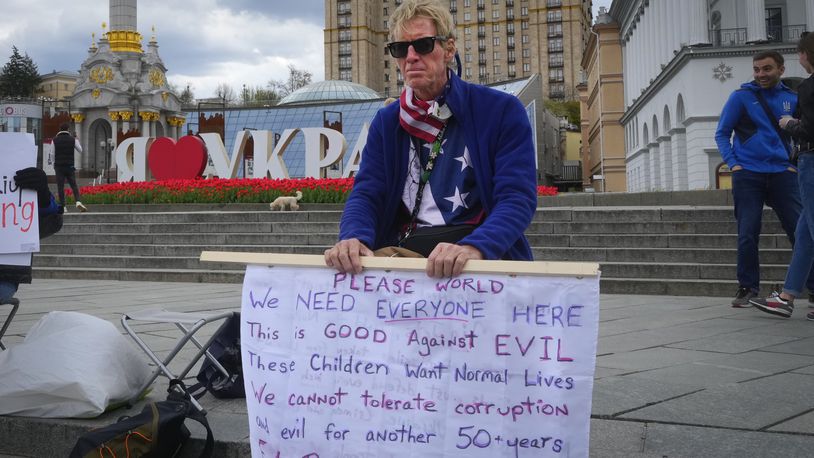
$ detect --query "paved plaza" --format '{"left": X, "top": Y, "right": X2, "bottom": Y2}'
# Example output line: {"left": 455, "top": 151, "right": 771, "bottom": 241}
{"left": 1, "top": 278, "right": 814, "bottom": 457}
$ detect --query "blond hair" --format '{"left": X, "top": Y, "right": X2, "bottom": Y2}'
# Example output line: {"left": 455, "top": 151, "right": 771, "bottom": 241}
{"left": 388, "top": 0, "right": 456, "bottom": 42}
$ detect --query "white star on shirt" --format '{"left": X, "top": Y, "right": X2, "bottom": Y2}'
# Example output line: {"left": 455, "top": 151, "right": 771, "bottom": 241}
{"left": 445, "top": 187, "right": 469, "bottom": 212}
{"left": 454, "top": 147, "right": 472, "bottom": 172}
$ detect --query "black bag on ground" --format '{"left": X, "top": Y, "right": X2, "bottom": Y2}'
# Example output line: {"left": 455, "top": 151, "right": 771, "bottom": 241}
{"left": 398, "top": 224, "right": 477, "bottom": 257}
{"left": 69, "top": 381, "right": 213, "bottom": 458}
{"left": 192, "top": 311, "right": 245, "bottom": 399}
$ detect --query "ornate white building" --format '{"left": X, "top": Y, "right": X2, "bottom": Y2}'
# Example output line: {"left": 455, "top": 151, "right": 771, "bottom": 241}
{"left": 68, "top": 0, "right": 184, "bottom": 176}
{"left": 609, "top": 0, "right": 814, "bottom": 191}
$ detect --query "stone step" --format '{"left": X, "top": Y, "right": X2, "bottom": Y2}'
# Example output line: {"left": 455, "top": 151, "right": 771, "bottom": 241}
{"left": 54, "top": 219, "right": 788, "bottom": 236}
{"left": 33, "top": 249, "right": 327, "bottom": 270}
{"left": 533, "top": 247, "right": 792, "bottom": 264}
{"left": 60, "top": 210, "right": 343, "bottom": 223}
{"left": 57, "top": 222, "right": 340, "bottom": 234}
{"left": 39, "top": 241, "right": 335, "bottom": 255}
{"left": 33, "top": 266, "right": 245, "bottom": 283}
{"left": 597, "top": 277, "right": 780, "bottom": 297}
{"left": 598, "top": 262, "right": 789, "bottom": 281}
{"left": 44, "top": 233, "right": 334, "bottom": 245}
{"left": 525, "top": 233, "right": 791, "bottom": 249}
{"left": 30, "top": 199, "right": 801, "bottom": 297}
{"left": 41, "top": 231, "right": 792, "bottom": 253}
{"left": 63, "top": 203, "right": 344, "bottom": 213}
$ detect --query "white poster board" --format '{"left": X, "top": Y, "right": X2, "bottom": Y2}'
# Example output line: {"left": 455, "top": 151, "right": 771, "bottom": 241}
{"left": 231, "top": 254, "right": 600, "bottom": 458}
{"left": 0, "top": 132, "right": 39, "bottom": 261}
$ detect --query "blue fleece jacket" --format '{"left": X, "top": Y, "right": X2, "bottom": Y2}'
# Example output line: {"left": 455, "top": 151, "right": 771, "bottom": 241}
{"left": 339, "top": 73, "right": 537, "bottom": 261}
{"left": 715, "top": 80, "right": 797, "bottom": 173}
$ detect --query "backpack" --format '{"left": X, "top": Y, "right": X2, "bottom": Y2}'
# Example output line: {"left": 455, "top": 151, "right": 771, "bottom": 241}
{"left": 192, "top": 311, "right": 245, "bottom": 399}
{"left": 69, "top": 381, "right": 213, "bottom": 458}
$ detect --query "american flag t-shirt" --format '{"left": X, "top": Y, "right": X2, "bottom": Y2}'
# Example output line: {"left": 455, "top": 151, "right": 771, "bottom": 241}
{"left": 401, "top": 118, "right": 484, "bottom": 227}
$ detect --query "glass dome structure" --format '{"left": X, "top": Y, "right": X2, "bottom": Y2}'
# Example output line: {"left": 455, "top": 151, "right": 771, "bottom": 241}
{"left": 278, "top": 80, "right": 381, "bottom": 105}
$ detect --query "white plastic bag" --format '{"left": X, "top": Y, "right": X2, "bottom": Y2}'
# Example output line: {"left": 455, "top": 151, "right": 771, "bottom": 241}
{"left": 0, "top": 311, "right": 151, "bottom": 418}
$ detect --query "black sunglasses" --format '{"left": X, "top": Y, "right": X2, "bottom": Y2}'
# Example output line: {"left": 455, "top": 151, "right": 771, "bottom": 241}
{"left": 387, "top": 36, "right": 446, "bottom": 58}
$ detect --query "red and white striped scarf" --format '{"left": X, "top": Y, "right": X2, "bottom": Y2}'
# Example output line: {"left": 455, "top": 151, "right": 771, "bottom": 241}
{"left": 398, "top": 85, "right": 447, "bottom": 143}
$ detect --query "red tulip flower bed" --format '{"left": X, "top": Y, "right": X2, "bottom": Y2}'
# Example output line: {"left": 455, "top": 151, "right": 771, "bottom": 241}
{"left": 67, "top": 178, "right": 558, "bottom": 204}
{"left": 537, "top": 185, "right": 558, "bottom": 196}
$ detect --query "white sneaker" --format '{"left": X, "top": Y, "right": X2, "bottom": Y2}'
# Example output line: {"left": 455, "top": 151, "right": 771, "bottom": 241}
{"left": 76, "top": 201, "right": 88, "bottom": 212}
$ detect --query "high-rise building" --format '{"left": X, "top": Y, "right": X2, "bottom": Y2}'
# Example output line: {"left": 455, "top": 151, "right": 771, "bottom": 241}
{"left": 324, "top": 0, "right": 592, "bottom": 99}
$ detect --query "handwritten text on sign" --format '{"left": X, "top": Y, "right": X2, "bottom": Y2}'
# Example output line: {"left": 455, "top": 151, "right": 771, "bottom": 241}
{"left": 241, "top": 264, "right": 599, "bottom": 457}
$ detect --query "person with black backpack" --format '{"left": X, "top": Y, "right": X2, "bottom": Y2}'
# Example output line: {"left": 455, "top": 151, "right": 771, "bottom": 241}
{"left": 714, "top": 50, "right": 814, "bottom": 308}
{"left": 53, "top": 122, "right": 87, "bottom": 212}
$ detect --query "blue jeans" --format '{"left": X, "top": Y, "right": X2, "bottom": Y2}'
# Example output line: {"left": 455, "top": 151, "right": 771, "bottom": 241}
{"left": 731, "top": 168, "right": 814, "bottom": 292}
{"left": 0, "top": 281, "right": 18, "bottom": 303}
{"left": 783, "top": 154, "right": 814, "bottom": 297}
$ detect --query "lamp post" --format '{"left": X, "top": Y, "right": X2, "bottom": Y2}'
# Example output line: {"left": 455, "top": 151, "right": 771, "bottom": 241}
{"left": 100, "top": 137, "right": 114, "bottom": 183}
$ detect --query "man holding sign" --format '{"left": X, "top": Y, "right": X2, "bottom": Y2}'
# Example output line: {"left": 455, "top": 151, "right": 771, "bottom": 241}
{"left": 324, "top": 0, "right": 537, "bottom": 278}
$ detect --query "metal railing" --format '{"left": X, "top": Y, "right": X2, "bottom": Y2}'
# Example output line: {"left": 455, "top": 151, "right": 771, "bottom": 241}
{"left": 556, "top": 162, "right": 582, "bottom": 183}
{"left": 710, "top": 25, "right": 806, "bottom": 47}
{"left": 709, "top": 28, "right": 747, "bottom": 47}
{"left": 767, "top": 24, "right": 807, "bottom": 43}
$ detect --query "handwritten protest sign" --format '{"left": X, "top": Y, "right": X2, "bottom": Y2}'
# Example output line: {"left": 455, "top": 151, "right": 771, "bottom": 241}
{"left": 229, "top": 253, "right": 600, "bottom": 458}
{"left": 0, "top": 132, "right": 39, "bottom": 260}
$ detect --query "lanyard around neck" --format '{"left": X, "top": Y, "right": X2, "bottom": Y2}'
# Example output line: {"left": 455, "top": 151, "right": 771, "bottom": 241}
{"left": 401, "top": 125, "right": 447, "bottom": 241}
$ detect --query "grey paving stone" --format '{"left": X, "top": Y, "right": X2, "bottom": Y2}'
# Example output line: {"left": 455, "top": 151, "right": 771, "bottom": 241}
{"left": 691, "top": 350, "right": 814, "bottom": 376}
{"left": 769, "top": 410, "right": 814, "bottom": 434}
{"left": 621, "top": 373, "right": 814, "bottom": 429}
{"left": 598, "top": 347, "right": 720, "bottom": 372}
{"left": 666, "top": 329, "right": 803, "bottom": 353}
{"left": 626, "top": 360, "right": 764, "bottom": 388}
{"left": 762, "top": 336, "right": 814, "bottom": 357}
{"left": 791, "top": 364, "right": 814, "bottom": 375}
{"left": 591, "top": 375, "right": 700, "bottom": 417}
{"left": 641, "top": 422, "right": 814, "bottom": 458}
{"left": 588, "top": 418, "right": 649, "bottom": 456}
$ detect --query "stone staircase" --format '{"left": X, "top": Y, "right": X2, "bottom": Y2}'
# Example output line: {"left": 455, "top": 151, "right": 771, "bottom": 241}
{"left": 33, "top": 191, "right": 794, "bottom": 297}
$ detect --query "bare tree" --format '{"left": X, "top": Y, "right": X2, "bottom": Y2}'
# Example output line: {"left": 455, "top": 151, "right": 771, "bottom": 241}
{"left": 214, "top": 82, "right": 237, "bottom": 104}
{"left": 269, "top": 64, "right": 312, "bottom": 98}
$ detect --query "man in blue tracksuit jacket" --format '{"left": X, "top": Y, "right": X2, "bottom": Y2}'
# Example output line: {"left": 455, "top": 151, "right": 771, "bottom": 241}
{"left": 324, "top": 0, "right": 536, "bottom": 279}
{"left": 715, "top": 50, "right": 814, "bottom": 306}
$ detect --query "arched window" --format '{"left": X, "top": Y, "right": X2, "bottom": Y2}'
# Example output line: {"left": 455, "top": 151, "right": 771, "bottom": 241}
{"left": 643, "top": 123, "right": 649, "bottom": 145}
{"left": 663, "top": 105, "right": 671, "bottom": 132}
{"left": 676, "top": 94, "right": 686, "bottom": 124}
{"left": 652, "top": 115, "right": 659, "bottom": 139}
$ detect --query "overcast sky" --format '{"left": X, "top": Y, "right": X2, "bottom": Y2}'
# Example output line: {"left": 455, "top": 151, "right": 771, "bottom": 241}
{"left": 0, "top": 0, "right": 612, "bottom": 99}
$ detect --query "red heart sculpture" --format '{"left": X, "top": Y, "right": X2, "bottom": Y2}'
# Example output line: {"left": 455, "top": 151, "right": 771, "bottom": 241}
{"left": 148, "top": 136, "right": 208, "bottom": 180}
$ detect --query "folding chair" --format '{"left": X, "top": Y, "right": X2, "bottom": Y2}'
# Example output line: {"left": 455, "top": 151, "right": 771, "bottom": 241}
{"left": 0, "top": 297, "right": 20, "bottom": 351}
{"left": 121, "top": 308, "right": 235, "bottom": 410}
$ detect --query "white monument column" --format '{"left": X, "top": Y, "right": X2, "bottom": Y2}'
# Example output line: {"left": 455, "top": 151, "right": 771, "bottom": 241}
{"left": 140, "top": 113, "right": 149, "bottom": 137}
{"left": 688, "top": 0, "right": 711, "bottom": 46}
{"left": 71, "top": 113, "right": 85, "bottom": 169}
{"left": 644, "top": 3, "right": 658, "bottom": 78}
{"left": 746, "top": 0, "right": 767, "bottom": 43}
{"left": 807, "top": 1, "right": 814, "bottom": 34}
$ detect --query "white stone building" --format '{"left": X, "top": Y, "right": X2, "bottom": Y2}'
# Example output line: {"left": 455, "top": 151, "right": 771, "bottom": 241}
{"left": 608, "top": 0, "right": 814, "bottom": 191}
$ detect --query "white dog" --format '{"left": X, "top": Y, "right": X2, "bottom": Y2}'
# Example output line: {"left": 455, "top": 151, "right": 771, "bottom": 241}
{"left": 269, "top": 190, "right": 303, "bottom": 211}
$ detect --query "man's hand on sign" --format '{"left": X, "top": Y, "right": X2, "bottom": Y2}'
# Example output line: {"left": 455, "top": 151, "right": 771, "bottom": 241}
{"left": 324, "top": 238, "right": 374, "bottom": 274}
{"left": 426, "top": 243, "right": 483, "bottom": 278}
